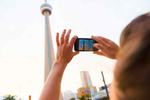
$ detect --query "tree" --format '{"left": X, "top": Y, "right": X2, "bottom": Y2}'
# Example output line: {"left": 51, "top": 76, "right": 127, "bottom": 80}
{"left": 3, "top": 95, "right": 15, "bottom": 100}
{"left": 78, "top": 94, "right": 91, "bottom": 100}
{"left": 69, "top": 97, "right": 75, "bottom": 100}
{"left": 78, "top": 96, "right": 85, "bottom": 100}
{"left": 85, "top": 94, "right": 91, "bottom": 100}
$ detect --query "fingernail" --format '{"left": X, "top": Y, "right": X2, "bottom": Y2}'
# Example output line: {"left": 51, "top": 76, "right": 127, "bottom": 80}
{"left": 74, "top": 35, "right": 78, "bottom": 38}
{"left": 91, "top": 35, "right": 94, "bottom": 38}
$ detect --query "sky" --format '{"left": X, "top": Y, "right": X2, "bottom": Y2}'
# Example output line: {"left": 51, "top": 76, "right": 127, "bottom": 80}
{"left": 0, "top": 0, "right": 150, "bottom": 99}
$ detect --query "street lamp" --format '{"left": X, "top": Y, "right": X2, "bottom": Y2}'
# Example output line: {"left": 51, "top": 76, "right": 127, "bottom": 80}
{"left": 19, "top": 81, "right": 32, "bottom": 100}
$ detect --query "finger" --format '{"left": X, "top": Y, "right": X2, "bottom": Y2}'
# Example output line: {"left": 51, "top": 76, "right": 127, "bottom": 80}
{"left": 69, "top": 35, "right": 78, "bottom": 49}
{"left": 56, "top": 32, "right": 60, "bottom": 47}
{"left": 93, "top": 51, "right": 105, "bottom": 56}
{"left": 97, "top": 36, "right": 118, "bottom": 47}
{"left": 96, "top": 36, "right": 110, "bottom": 43}
{"left": 60, "top": 29, "right": 66, "bottom": 45}
{"left": 64, "top": 29, "right": 71, "bottom": 44}
{"left": 94, "top": 43, "right": 104, "bottom": 51}
{"left": 73, "top": 51, "right": 79, "bottom": 56}
{"left": 91, "top": 36, "right": 108, "bottom": 47}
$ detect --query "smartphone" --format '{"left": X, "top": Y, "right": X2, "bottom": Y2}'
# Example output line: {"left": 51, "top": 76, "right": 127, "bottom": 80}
{"left": 74, "top": 38, "right": 98, "bottom": 51}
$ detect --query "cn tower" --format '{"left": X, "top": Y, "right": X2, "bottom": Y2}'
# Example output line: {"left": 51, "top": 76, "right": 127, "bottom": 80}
{"left": 40, "top": 0, "right": 63, "bottom": 100}
{"left": 40, "top": 0, "right": 54, "bottom": 84}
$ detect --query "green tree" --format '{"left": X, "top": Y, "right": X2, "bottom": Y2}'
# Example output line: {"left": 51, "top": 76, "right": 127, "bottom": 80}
{"left": 78, "top": 94, "right": 91, "bottom": 100}
{"left": 78, "top": 96, "right": 85, "bottom": 100}
{"left": 69, "top": 97, "right": 75, "bottom": 100}
{"left": 85, "top": 94, "right": 91, "bottom": 100}
{"left": 3, "top": 95, "right": 15, "bottom": 100}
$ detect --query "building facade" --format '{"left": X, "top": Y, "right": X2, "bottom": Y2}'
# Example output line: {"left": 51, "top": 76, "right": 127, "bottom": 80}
{"left": 63, "top": 90, "right": 76, "bottom": 100}
{"left": 77, "top": 87, "right": 91, "bottom": 98}
{"left": 79, "top": 71, "right": 97, "bottom": 97}
{"left": 80, "top": 71, "right": 93, "bottom": 87}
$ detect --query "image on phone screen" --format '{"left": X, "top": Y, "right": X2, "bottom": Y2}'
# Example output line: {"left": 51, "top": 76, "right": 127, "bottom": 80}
{"left": 74, "top": 38, "right": 98, "bottom": 51}
{"left": 79, "top": 39, "right": 93, "bottom": 50}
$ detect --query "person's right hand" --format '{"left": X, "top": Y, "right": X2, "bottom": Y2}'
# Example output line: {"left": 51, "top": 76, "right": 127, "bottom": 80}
{"left": 55, "top": 29, "right": 79, "bottom": 66}
{"left": 91, "top": 36, "right": 119, "bottom": 59}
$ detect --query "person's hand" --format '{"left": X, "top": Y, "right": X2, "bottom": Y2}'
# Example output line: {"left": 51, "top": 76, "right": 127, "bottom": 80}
{"left": 55, "top": 29, "right": 79, "bottom": 66}
{"left": 91, "top": 36, "right": 119, "bottom": 59}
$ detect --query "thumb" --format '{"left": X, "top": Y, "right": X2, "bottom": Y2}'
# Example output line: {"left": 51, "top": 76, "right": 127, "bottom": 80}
{"left": 73, "top": 51, "right": 79, "bottom": 56}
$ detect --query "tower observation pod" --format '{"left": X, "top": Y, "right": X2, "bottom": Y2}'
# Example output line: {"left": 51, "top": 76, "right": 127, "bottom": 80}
{"left": 40, "top": 1, "right": 63, "bottom": 100}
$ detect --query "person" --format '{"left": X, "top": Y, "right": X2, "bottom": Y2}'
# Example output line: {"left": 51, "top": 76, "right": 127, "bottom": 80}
{"left": 39, "top": 12, "right": 150, "bottom": 100}
{"left": 109, "top": 13, "right": 150, "bottom": 100}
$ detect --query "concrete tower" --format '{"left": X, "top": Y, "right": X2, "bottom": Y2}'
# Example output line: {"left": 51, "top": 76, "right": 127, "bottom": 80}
{"left": 40, "top": 0, "right": 55, "bottom": 82}
{"left": 40, "top": 1, "right": 63, "bottom": 100}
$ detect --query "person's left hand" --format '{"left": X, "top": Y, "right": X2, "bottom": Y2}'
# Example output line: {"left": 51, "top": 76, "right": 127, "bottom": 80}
{"left": 91, "top": 36, "right": 119, "bottom": 59}
{"left": 55, "top": 29, "right": 79, "bottom": 66}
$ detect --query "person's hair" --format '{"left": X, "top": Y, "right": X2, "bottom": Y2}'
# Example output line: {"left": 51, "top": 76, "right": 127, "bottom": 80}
{"left": 114, "top": 13, "right": 150, "bottom": 100}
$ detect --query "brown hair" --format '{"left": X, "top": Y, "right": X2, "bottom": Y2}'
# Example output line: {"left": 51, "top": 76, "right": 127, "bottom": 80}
{"left": 114, "top": 13, "right": 150, "bottom": 100}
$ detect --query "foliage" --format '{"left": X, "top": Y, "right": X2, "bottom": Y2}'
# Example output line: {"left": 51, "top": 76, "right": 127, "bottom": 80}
{"left": 85, "top": 94, "right": 91, "bottom": 100}
{"left": 3, "top": 95, "right": 16, "bottom": 100}
{"left": 69, "top": 97, "right": 75, "bottom": 100}
{"left": 78, "top": 96, "right": 85, "bottom": 100}
{"left": 78, "top": 94, "right": 91, "bottom": 100}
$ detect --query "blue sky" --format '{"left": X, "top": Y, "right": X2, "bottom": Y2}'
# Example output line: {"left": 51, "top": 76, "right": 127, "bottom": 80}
{"left": 0, "top": 0, "right": 150, "bottom": 99}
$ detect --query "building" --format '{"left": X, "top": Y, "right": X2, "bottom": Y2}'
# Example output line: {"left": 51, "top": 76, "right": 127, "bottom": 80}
{"left": 77, "top": 86, "right": 97, "bottom": 98}
{"left": 99, "top": 84, "right": 110, "bottom": 91}
{"left": 91, "top": 84, "right": 111, "bottom": 99}
{"left": 77, "top": 87, "right": 91, "bottom": 98}
{"left": 80, "top": 71, "right": 93, "bottom": 87}
{"left": 62, "top": 90, "right": 77, "bottom": 100}
{"left": 91, "top": 87, "right": 110, "bottom": 100}
{"left": 89, "top": 86, "right": 97, "bottom": 95}
{"left": 40, "top": 0, "right": 63, "bottom": 100}
{"left": 78, "top": 71, "right": 97, "bottom": 97}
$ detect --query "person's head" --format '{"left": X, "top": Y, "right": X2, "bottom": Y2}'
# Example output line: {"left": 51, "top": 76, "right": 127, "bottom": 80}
{"left": 111, "top": 13, "right": 150, "bottom": 100}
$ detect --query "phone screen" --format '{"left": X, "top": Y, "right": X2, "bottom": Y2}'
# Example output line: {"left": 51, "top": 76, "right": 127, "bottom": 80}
{"left": 74, "top": 38, "right": 98, "bottom": 51}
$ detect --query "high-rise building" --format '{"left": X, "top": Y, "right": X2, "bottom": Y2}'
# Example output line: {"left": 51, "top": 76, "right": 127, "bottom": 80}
{"left": 40, "top": 1, "right": 63, "bottom": 100}
{"left": 80, "top": 71, "right": 93, "bottom": 87}
{"left": 80, "top": 71, "right": 97, "bottom": 95}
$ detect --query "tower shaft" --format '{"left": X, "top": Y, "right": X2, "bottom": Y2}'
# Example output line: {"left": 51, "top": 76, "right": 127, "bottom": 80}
{"left": 44, "top": 11, "right": 55, "bottom": 82}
